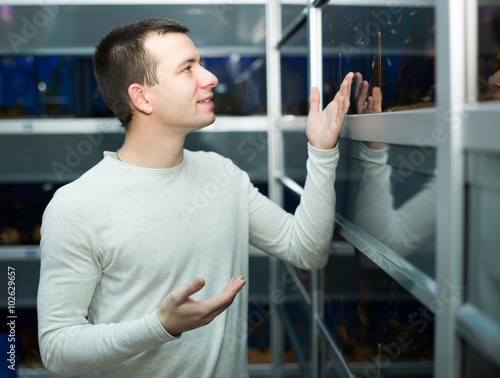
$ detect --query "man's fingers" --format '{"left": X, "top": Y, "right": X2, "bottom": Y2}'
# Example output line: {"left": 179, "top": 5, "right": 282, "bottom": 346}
{"left": 203, "top": 276, "right": 246, "bottom": 314}
{"left": 226, "top": 275, "right": 242, "bottom": 287}
{"left": 334, "top": 72, "right": 354, "bottom": 103}
{"left": 174, "top": 276, "right": 205, "bottom": 302}
{"left": 222, "top": 276, "right": 246, "bottom": 298}
{"left": 344, "top": 72, "right": 354, "bottom": 102}
{"left": 334, "top": 97, "right": 346, "bottom": 127}
{"left": 309, "top": 87, "right": 320, "bottom": 115}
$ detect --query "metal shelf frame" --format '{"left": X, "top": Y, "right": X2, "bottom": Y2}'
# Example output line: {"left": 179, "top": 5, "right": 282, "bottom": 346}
{"left": 0, "top": 116, "right": 269, "bottom": 134}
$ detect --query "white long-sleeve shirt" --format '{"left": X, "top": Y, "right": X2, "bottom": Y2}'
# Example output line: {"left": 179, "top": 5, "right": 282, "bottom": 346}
{"left": 37, "top": 144, "right": 339, "bottom": 378}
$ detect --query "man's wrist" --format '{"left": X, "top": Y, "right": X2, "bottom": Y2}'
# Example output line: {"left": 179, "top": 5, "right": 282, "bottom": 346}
{"left": 308, "top": 141, "right": 338, "bottom": 153}
{"left": 155, "top": 309, "right": 181, "bottom": 337}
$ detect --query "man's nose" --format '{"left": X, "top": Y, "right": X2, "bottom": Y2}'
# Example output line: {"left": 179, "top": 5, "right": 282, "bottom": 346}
{"left": 200, "top": 67, "right": 218, "bottom": 89}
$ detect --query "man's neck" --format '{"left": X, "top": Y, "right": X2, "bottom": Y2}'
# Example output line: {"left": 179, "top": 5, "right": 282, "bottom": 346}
{"left": 115, "top": 122, "right": 186, "bottom": 169}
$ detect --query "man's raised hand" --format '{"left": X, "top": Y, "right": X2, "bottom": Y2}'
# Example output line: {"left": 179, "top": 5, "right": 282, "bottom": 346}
{"left": 306, "top": 72, "right": 354, "bottom": 150}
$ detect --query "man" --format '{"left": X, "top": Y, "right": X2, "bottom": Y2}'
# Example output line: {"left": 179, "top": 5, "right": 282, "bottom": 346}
{"left": 37, "top": 18, "right": 353, "bottom": 377}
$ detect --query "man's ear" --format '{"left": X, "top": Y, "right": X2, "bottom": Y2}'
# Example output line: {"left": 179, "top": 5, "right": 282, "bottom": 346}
{"left": 128, "top": 83, "right": 153, "bottom": 115}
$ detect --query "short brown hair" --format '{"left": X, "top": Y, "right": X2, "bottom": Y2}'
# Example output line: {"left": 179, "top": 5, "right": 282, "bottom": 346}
{"left": 93, "top": 18, "right": 189, "bottom": 126}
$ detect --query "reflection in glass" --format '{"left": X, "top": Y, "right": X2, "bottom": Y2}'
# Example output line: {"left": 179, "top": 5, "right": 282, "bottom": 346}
{"left": 466, "top": 152, "right": 500, "bottom": 322}
{"left": 333, "top": 77, "right": 437, "bottom": 277}
{"left": 334, "top": 139, "right": 436, "bottom": 278}
{"left": 478, "top": 6, "right": 500, "bottom": 101}
{"left": 324, "top": 234, "right": 434, "bottom": 377}
{"left": 353, "top": 143, "right": 436, "bottom": 259}
{"left": 0, "top": 55, "right": 266, "bottom": 119}
{"left": 323, "top": 6, "right": 435, "bottom": 112}
{"left": 280, "top": 124, "right": 437, "bottom": 277}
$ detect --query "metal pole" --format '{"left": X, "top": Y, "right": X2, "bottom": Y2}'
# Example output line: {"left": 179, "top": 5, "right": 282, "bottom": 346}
{"left": 434, "top": 0, "right": 467, "bottom": 376}
{"left": 308, "top": 2, "right": 323, "bottom": 377}
{"left": 266, "top": 0, "right": 284, "bottom": 376}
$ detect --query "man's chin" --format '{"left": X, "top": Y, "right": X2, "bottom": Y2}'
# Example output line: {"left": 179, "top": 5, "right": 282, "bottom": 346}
{"left": 189, "top": 115, "right": 217, "bottom": 132}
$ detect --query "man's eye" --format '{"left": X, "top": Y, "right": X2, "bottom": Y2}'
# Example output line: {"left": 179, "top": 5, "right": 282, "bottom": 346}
{"left": 183, "top": 66, "right": 191, "bottom": 73}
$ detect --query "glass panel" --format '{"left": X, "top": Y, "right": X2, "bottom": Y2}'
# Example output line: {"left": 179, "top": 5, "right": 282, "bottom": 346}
{"left": 281, "top": 55, "right": 309, "bottom": 115}
{"left": 478, "top": 5, "right": 500, "bottom": 101}
{"left": 336, "top": 139, "right": 436, "bottom": 278}
{"left": 282, "top": 131, "right": 308, "bottom": 185}
{"left": 323, "top": 5, "right": 435, "bottom": 113}
{"left": 466, "top": 152, "right": 500, "bottom": 323}
{"left": 280, "top": 15, "right": 308, "bottom": 116}
{"left": 0, "top": 56, "right": 98, "bottom": 118}
{"left": 324, "top": 234, "right": 435, "bottom": 377}
{"left": 282, "top": 4, "right": 307, "bottom": 32}
{"left": 282, "top": 263, "right": 311, "bottom": 301}
{"left": 247, "top": 302, "right": 272, "bottom": 364}
{"left": 283, "top": 303, "right": 311, "bottom": 366}
{"left": 462, "top": 343, "right": 500, "bottom": 378}
{"left": 0, "top": 55, "right": 266, "bottom": 119}
{"left": 0, "top": 184, "right": 61, "bottom": 245}
{"left": 205, "top": 56, "right": 267, "bottom": 116}
{"left": 281, "top": 134, "right": 437, "bottom": 278}
{"left": 247, "top": 253, "right": 271, "bottom": 365}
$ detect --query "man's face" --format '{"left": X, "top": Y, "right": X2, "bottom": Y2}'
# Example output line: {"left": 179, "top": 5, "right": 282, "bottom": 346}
{"left": 144, "top": 33, "right": 218, "bottom": 132}
{"left": 487, "top": 52, "right": 500, "bottom": 101}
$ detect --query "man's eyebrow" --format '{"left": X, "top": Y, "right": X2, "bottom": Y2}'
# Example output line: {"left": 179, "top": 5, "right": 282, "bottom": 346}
{"left": 176, "top": 56, "right": 204, "bottom": 69}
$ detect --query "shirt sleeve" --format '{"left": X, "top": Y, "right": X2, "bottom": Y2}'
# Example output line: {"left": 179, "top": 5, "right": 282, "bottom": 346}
{"left": 37, "top": 190, "right": 179, "bottom": 378}
{"left": 248, "top": 143, "right": 339, "bottom": 270}
{"left": 354, "top": 142, "right": 436, "bottom": 257}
